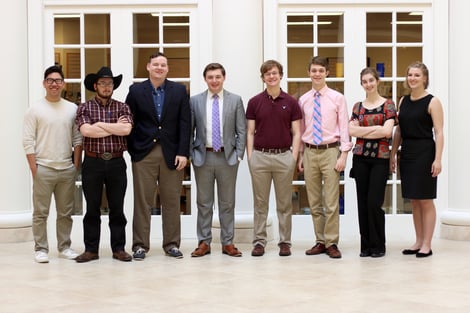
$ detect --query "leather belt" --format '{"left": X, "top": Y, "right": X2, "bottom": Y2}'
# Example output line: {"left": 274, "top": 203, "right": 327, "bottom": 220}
{"left": 255, "top": 147, "right": 290, "bottom": 154}
{"left": 305, "top": 142, "right": 339, "bottom": 150}
{"left": 206, "top": 147, "right": 224, "bottom": 152}
{"left": 85, "top": 151, "right": 123, "bottom": 160}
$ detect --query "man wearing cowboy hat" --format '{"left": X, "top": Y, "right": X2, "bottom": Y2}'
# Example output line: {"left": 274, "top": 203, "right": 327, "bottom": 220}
{"left": 75, "top": 66, "right": 134, "bottom": 262}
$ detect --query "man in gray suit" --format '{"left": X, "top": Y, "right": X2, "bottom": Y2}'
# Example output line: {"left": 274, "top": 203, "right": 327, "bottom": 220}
{"left": 190, "top": 63, "right": 246, "bottom": 257}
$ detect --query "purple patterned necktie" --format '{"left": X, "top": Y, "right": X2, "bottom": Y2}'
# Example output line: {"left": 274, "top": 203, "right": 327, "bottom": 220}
{"left": 313, "top": 91, "right": 322, "bottom": 145}
{"left": 212, "top": 94, "right": 222, "bottom": 151}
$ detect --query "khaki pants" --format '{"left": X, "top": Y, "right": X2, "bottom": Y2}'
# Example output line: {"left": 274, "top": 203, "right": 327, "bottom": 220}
{"left": 132, "top": 144, "right": 183, "bottom": 252}
{"left": 303, "top": 147, "right": 341, "bottom": 247}
{"left": 32, "top": 165, "right": 76, "bottom": 252}
{"left": 248, "top": 150, "right": 296, "bottom": 247}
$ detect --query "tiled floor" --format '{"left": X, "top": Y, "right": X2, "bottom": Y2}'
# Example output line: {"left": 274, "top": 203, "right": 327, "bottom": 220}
{"left": 1, "top": 238, "right": 470, "bottom": 313}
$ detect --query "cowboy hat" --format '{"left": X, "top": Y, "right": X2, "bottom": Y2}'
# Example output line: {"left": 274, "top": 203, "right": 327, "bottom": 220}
{"left": 84, "top": 66, "right": 123, "bottom": 91}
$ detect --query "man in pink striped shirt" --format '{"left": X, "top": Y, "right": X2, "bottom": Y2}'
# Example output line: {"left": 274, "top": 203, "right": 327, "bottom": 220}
{"left": 298, "top": 56, "right": 352, "bottom": 259}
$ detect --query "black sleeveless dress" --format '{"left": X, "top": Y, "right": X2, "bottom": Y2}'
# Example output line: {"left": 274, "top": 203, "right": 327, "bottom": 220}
{"left": 398, "top": 94, "right": 437, "bottom": 199}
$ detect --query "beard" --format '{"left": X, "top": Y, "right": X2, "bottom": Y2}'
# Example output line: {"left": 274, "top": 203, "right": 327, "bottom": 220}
{"left": 96, "top": 90, "right": 113, "bottom": 100}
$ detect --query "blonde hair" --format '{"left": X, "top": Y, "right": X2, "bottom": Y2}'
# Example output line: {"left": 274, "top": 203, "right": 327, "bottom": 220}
{"left": 404, "top": 61, "right": 429, "bottom": 89}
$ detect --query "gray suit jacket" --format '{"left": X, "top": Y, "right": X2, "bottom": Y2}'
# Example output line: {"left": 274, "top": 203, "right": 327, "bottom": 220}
{"left": 190, "top": 89, "right": 246, "bottom": 167}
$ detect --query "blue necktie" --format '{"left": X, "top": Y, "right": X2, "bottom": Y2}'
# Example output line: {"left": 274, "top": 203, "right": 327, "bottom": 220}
{"left": 313, "top": 92, "right": 322, "bottom": 145}
{"left": 212, "top": 94, "right": 222, "bottom": 151}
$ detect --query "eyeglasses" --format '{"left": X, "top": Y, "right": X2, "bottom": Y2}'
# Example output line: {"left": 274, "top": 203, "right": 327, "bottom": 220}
{"left": 96, "top": 82, "right": 114, "bottom": 87}
{"left": 45, "top": 78, "right": 64, "bottom": 85}
{"left": 264, "top": 71, "right": 280, "bottom": 77}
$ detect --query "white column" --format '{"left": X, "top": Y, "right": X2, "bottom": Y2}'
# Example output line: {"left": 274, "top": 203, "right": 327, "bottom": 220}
{"left": 440, "top": 0, "right": 470, "bottom": 240}
{"left": 212, "top": 0, "right": 264, "bottom": 215}
{"left": 0, "top": 1, "right": 33, "bottom": 242}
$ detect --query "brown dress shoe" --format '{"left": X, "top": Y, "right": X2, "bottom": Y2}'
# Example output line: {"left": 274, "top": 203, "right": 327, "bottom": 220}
{"left": 251, "top": 244, "right": 265, "bottom": 257}
{"left": 75, "top": 251, "right": 99, "bottom": 263}
{"left": 279, "top": 243, "right": 291, "bottom": 256}
{"left": 326, "top": 244, "right": 342, "bottom": 259}
{"left": 191, "top": 242, "right": 211, "bottom": 257}
{"left": 222, "top": 244, "right": 242, "bottom": 257}
{"left": 113, "top": 250, "right": 132, "bottom": 262}
{"left": 305, "top": 243, "right": 326, "bottom": 255}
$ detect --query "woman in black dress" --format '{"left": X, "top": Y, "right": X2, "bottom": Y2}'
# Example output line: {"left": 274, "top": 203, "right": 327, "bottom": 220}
{"left": 390, "top": 62, "right": 444, "bottom": 258}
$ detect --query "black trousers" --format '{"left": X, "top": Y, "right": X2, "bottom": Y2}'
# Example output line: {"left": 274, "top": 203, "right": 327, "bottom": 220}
{"left": 352, "top": 155, "right": 389, "bottom": 254}
{"left": 81, "top": 156, "right": 128, "bottom": 253}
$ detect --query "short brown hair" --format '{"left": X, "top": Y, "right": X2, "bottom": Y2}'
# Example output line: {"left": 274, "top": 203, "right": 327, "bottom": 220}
{"left": 260, "top": 60, "right": 283, "bottom": 78}
{"left": 203, "top": 63, "right": 226, "bottom": 78}
{"left": 309, "top": 56, "right": 329, "bottom": 71}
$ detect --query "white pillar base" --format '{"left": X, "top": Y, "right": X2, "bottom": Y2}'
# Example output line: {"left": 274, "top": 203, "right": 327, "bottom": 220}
{"left": 0, "top": 212, "right": 33, "bottom": 243}
{"left": 211, "top": 214, "right": 274, "bottom": 244}
{"left": 440, "top": 209, "right": 470, "bottom": 241}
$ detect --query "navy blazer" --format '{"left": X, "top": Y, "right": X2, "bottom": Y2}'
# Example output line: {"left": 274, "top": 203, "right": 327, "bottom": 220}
{"left": 125, "top": 79, "right": 191, "bottom": 169}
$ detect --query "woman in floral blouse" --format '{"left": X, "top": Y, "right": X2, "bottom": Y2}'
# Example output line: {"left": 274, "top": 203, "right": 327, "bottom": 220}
{"left": 349, "top": 67, "right": 397, "bottom": 258}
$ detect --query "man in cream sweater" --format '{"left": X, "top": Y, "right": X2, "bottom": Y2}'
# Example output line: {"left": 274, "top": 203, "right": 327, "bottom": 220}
{"left": 23, "top": 65, "right": 82, "bottom": 263}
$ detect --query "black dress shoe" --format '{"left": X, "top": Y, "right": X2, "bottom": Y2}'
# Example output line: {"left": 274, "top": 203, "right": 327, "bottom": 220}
{"left": 402, "top": 249, "right": 420, "bottom": 255}
{"left": 371, "top": 252, "right": 385, "bottom": 258}
{"left": 416, "top": 250, "right": 433, "bottom": 258}
{"left": 359, "top": 251, "right": 371, "bottom": 257}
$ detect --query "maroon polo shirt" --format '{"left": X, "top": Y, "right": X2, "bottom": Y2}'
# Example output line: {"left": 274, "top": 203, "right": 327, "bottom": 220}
{"left": 246, "top": 89, "right": 302, "bottom": 149}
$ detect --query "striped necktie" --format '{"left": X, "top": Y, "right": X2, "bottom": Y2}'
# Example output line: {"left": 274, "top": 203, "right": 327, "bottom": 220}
{"left": 313, "top": 91, "right": 322, "bottom": 145}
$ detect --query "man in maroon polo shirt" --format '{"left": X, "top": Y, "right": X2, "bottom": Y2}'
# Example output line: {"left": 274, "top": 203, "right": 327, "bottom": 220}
{"left": 246, "top": 60, "right": 302, "bottom": 257}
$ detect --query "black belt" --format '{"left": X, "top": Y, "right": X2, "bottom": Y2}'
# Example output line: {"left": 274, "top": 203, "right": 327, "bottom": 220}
{"left": 255, "top": 147, "right": 290, "bottom": 154}
{"left": 85, "top": 151, "right": 123, "bottom": 160}
{"left": 206, "top": 147, "right": 224, "bottom": 152}
{"left": 305, "top": 142, "right": 339, "bottom": 150}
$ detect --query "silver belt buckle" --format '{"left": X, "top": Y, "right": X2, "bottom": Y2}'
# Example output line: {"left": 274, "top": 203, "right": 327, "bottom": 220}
{"left": 101, "top": 152, "right": 113, "bottom": 160}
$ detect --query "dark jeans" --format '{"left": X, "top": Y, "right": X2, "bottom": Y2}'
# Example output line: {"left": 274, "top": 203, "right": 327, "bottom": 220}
{"left": 81, "top": 156, "right": 128, "bottom": 253}
{"left": 352, "top": 155, "right": 389, "bottom": 254}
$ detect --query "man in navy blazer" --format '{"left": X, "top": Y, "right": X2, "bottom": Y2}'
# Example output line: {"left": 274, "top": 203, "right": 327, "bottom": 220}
{"left": 126, "top": 52, "right": 191, "bottom": 260}
{"left": 190, "top": 63, "right": 246, "bottom": 257}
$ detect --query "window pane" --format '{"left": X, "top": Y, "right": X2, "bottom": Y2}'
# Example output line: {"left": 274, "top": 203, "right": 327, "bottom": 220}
{"left": 383, "top": 184, "right": 393, "bottom": 214}
{"left": 378, "top": 81, "right": 393, "bottom": 98}
{"left": 292, "top": 185, "right": 310, "bottom": 215}
{"left": 54, "top": 16, "right": 80, "bottom": 44}
{"left": 318, "top": 13, "right": 343, "bottom": 43}
{"left": 317, "top": 47, "right": 344, "bottom": 78}
{"left": 133, "top": 13, "right": 159, "bottom": 43}
{"left": 397, "top": 46, "right": 422, "bottom": 76}
{"left": 367, "top": 47, "right": 392, "bottom": 77}
{"left": 63, "top": 49, "right": 81, "bottom": 79}
{"left": 63, "top": 82, "right": 81, "bottom": 105}
{"left": 288, "top": 82, "right": 311, "bottom": 100}
{"left": 85, "top": 14, "right": 110, "bottom": 44}
{"left": 367, "top": 13, "right": 392, "bottom": 42}
{"left": 85, "top": 48, "right": 110, "bottom": 100}
{"left": 396, "top": 80, "right": 407, "bottom": 105}
{"left": 287, "top": 48, "right": 311, "bottom": 77}
{"left": 163, "top": 15, "right": 189, "bottom": 44}
{"left": 165, "top": 48, "right": 190, "bottom": 78}
{"left": 397, "top": 185, "right": 412, "bottom": 214}
{"left": 133, "top": 48, "right": 155, "bottom": 78}
{"left": 287, "top": 15, "right": 313, "bottom": 43}
{"left": 397, "top": 12, "right": 422, "bottom": 42}
{"left": 326, "top": 81, "right": 344, "bottom": 94}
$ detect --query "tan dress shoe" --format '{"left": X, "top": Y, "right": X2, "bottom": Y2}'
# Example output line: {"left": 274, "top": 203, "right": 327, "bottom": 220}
{"left": 222, "top": 244, "right": 242, "bottom": 257}
{"left": 191, "top": 242, "right": 211, "bottom": 257}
